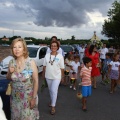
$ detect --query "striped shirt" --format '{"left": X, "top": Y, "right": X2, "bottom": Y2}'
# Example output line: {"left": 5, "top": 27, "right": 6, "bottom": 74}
{"left": 80, "top": 66, "right": 92, "bottom": 86}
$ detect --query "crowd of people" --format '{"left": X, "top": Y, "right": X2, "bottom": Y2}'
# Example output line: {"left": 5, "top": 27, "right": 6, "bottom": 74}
{"left": 1, "top": 36, "right": 120, "bottom": 119}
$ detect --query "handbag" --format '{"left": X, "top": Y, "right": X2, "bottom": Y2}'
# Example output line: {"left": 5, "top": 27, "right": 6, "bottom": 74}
{"left": 6, "top": 82, "right": 12, "bottom": 95}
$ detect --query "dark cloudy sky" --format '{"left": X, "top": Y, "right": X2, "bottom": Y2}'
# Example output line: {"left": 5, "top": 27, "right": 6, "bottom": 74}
{"left": 0, "top": 0, "right": 115, "bottom": 39}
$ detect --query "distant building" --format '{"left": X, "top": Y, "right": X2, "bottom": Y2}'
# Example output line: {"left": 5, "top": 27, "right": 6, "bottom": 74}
{"left": 1, "top": 37, "right": 9, "bottom": 41}
{"left": 24, "top": 39, "right": 32, "bottom": 42}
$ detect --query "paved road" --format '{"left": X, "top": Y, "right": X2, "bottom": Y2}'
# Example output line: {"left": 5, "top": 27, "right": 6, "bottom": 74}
{"left": 38, "top": 74, "right": 120, "bottom": 120}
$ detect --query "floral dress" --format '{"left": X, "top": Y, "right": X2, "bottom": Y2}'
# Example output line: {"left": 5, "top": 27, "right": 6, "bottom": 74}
{"left": 10, "top": 58, "right": 39, "bottom": 120}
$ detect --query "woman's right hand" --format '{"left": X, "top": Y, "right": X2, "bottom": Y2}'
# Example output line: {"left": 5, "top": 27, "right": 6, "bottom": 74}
{"left": 9, "top": 67, "right": 15, "bottom": 73}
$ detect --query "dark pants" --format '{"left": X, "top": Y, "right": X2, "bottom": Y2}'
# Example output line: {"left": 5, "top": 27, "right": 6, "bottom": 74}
{"left": 0, "top": 78, "right": 11, "bottom": 120}
{"left": 0, "top": 92, "right": 11, "bottom": 120}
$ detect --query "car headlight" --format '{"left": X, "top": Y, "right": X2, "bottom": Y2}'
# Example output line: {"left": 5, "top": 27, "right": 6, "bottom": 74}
{"left": 0, "top": 61, "right": 3, "bottom": 67}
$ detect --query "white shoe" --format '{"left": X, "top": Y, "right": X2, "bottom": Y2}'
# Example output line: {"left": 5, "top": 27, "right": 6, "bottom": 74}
{"left": 73, "top": 87, "right": 76, "bottom": 90}
{"left": 70, "top": 85, "right": 72, "bottom": 88}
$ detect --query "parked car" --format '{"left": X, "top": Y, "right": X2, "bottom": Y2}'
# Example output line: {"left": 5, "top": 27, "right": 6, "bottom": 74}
{"left": 1, "top": 44, "right": 10, "bottom": 46}
{"left": 0, "top": 45, "right": 48, "bottom": 77}
{"left": 60, "top": 45, "right": 74, "bottom": 59}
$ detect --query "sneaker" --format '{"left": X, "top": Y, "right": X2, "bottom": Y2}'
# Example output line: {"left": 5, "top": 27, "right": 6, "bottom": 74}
{"left": 70, "top": 85, "right": 72, "bottom": 89}
{"left": 73, "top": 87, "right": 76, "bottom": 90}
{"left": 79, "top": 82, "right": 82, "bottom": 86}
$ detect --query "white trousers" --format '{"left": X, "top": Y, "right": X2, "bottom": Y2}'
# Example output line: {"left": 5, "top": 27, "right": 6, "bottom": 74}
{"left": 46, "top": 78, "right": 61, "bottom": 107}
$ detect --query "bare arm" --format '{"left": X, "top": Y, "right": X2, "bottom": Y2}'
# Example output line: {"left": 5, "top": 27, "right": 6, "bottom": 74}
{"left": 30, "top": 60, "right": 38, "bottom": 109}
{"left": 6, "top": 69, "right": 12, "bottom": 80}
{"left": 31, "top": 60, "right": 38, "bottom": 98}
{"left": 6, "top": 63, "right": 15, "bottom": 80}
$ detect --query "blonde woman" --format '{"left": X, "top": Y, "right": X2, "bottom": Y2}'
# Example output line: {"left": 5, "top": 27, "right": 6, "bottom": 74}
{"left": 6, "top": 38, "right": 39, "bottom": 120}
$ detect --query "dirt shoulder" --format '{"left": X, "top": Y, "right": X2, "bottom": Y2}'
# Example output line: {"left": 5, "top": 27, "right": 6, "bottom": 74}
{"left": 0, "top": 46, "right": 11, "bottom": 62}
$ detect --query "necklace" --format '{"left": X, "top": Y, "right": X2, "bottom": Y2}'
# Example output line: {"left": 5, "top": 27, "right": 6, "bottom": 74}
{"left": 16, "top": 60, "right": 25, "bottom": 71}
{"left": 49, "top": 53, "right": 57, "bottom": 65}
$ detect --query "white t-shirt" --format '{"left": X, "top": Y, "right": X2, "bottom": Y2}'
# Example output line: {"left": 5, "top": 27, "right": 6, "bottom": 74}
{"left": 79, "top": 47, "right": 85, "bottom": 63}
{"left": 100, "top": 48, "right": 108, "bottom": 59}
{"left": 70, "top": 61, "right": 80, "bottom": 73}
{"left": 43, "top": 53, "right": 64, "bottom": 80}
{"left": 65, "top": 59, "right": 73, "bottom": 71}
{"left": 109, "top": 61, "right": 120, "bottom": 70}
{"left": 0, "top": 97, "right": 7, "bottom": 120}
{"left": 46, "top": 47, "right": 63, "bottom": 56}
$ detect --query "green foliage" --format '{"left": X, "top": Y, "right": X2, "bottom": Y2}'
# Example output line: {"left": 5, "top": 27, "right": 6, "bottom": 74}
{"left": 102, "top": 1, "right": 120, "bottom": 41}
{"left": 71, "top": 35, "right": 75, "bottom": 40}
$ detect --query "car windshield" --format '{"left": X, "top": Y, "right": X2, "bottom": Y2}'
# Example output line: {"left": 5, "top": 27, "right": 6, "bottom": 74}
{"left": 61, "top": 46, "right": 73, "bottom": 52}
{"left": 27, "top": 47, "right": 39, "bottom": 58}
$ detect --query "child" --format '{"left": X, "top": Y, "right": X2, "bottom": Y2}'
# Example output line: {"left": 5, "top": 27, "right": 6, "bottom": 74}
{"left": 64, "top": 54, "right": 74, "bottom": 85}
{"left": 101, "top": 53, "right": 112, "bottom": 85}
{"left": 109, "top": 53, "right": 120, "bottom": 94}
{"left": 70, "top": 55, "right": 80, "bottom": 90}
{"left": 80, "top": 57, "right": 92, "bottom": 111}
{"left": 74, "top": 50, "right": 80, "bottom": 57}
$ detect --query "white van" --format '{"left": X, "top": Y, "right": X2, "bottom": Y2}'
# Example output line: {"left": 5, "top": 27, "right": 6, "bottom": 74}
{"left": 0, "top": 45, "right": 48, "bottom": 77}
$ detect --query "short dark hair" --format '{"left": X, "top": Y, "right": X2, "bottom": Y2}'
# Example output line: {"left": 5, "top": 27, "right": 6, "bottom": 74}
{"left": 51, "top": 36, "right": 57, "bottom": 41}
{"left": 82, "top": 57, "right": 92, "bottom": 65}
{"left": 74, "top": 55, "right": 80, "bottom": 60}
{"left": 105, "top": 53, "right": 111, "bottom": 57}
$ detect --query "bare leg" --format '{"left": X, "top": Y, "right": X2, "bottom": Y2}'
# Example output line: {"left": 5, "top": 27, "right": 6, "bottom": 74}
{"left": 110, "top": 79, "right": 114, "bottom": 93}
{"left": 82, "top": 97, "right": 87, "bottom": 111}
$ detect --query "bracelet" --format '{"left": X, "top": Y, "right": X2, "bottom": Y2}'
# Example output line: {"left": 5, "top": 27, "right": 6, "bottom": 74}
{"left": 32, "top": 96, "right": 37, "bottom": 99}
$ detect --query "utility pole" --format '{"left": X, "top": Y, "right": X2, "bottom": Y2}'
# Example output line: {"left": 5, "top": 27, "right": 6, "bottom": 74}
{"left": 13, "top": 29, "right": 14, "bottom": 36}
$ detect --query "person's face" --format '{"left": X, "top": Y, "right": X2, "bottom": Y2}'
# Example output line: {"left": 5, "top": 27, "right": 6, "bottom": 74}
{"left": 106, "top": 55, "right": 109, "bottom": 59}
{"left": 86, "top": 61, "right": 92, "bottom": 67}
{"left": 51, "top": 43, "right": 58, "bottom": 52}
{"left": 93, "top": 47, "right": 97, "bottom": 51}
{"left": 103, "top": 44, "right": 106, "bottom": 48}
{"left": 115, "top": 55, "right": 119, "bottom": 61}
{"left": 52, "top": 38, "right": 57, "bottom": 42}
{"left": 13, "top": 41, "right": 24, "bottom": 57}
{"left": 75, "top": 58, "right": 79, "bottom": 63}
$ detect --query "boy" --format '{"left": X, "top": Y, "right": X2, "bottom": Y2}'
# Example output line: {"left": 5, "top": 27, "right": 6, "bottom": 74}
{"left": 80, "top": 57, "right": 92, "bottom": 111}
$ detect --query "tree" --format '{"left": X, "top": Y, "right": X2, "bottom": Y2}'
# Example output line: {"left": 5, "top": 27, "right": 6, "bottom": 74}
{"left": 71, "top": 35, "right": 75, "bottom": 40}
{"left": 101, "top": 1, "right": 120, "bottom": 42}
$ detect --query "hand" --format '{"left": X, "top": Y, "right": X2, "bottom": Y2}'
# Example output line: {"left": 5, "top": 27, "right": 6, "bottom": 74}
{"left": 30, "top": 98, "right": 36, "bottom": 109}
{"left": 42, "top": 72, "right": 45, "bottom": 80}
{"left": 61, "top": 77, "right": 64, "bottom": 83}
{"left": 9, "top": 67, "right": 15, "bottom": 73}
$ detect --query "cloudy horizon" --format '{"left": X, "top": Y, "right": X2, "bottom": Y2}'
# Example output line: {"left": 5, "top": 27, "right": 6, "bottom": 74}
{"left": 0, "top": 0, "right": 115, "bottom": 40}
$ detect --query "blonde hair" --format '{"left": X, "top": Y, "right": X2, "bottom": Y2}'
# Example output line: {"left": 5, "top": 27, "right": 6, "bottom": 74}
{"left": 11, "top": 38, "right": 29, "bottom": 59}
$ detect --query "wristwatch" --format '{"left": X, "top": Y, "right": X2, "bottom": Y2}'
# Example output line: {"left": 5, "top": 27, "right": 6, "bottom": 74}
{"left": 32, "top": 96, "right": 37, "bottom": 99}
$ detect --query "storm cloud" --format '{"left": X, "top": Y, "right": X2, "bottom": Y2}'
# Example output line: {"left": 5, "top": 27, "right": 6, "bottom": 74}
{"left": 0, "top": 0, "right": 115, "bottom": 39}
{"left": 26, "top": 0, "right": 114, "bottom": 27}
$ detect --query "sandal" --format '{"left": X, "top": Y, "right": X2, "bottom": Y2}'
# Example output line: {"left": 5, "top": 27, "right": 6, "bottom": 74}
{"left": 82, "top": 106, "right": 87, "bottom": 112}
{"left": 48, "top": 103, "right": 52, "bottom": 107}
{"left": 50, "top": 107, "right": 55, "bottom": 115}
{"left": 110, "top": 91, "right": 113, "bottom": 94}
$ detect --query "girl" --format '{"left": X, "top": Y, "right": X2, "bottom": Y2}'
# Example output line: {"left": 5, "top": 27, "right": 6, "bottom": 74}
{"left": 64, "top": 54, "right": 74, "bottom": 85}
{"left": 109, "top": 53, "right": 120, "bottom": 94}
{"left": 70, "top": 55, "right": 80, "bottom": 90}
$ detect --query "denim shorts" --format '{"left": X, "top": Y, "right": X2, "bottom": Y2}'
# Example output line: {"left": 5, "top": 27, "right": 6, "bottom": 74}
{"left": 82, "top": 86, "right": 92, "bottom": 97}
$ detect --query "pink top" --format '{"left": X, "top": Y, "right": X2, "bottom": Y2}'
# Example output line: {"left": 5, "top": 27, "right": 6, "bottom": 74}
{"left": 80, "top": 66, "right": 92, "bottom": 86}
